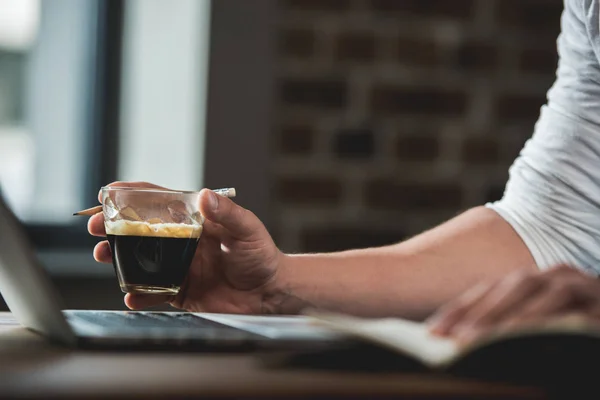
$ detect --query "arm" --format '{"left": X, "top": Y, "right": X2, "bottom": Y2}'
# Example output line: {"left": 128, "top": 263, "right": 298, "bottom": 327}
{"left": 267, "top": 207, "right": 536, "bottom": 320}
{"left": 266, "top": 0, "right": 600, "bottom": 319}
{"left": 90, "top": 186, "right": 534, "bottom": 318}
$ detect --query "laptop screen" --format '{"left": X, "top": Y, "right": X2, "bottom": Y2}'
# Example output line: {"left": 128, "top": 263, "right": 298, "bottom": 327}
{"left": 0, "top": 194, "right": 75, "bottom": 344}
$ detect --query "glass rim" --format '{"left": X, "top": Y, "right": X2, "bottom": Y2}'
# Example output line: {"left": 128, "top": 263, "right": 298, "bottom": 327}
{"left": 101, "top": 186, "right": 199, "bottom": 195}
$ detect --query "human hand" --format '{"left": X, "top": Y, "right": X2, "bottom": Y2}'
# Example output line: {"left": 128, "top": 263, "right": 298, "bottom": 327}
{"left": 427, "top": 265, "right": 600, "bottom": 345}
{"left": 88, "top": 181, "right": 285, "bottom": 314}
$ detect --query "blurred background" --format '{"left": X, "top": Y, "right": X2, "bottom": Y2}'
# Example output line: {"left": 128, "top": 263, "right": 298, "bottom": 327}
{"left": 0, "top": 0, "right": 561, "bottom": 310}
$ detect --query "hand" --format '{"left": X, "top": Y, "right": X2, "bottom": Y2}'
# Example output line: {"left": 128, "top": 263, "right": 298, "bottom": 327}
{"left": 88, "top": 181, "right": 286, "bottom": 314}
{"left": 427, "top": 265, "right": 600, "bottom": 345}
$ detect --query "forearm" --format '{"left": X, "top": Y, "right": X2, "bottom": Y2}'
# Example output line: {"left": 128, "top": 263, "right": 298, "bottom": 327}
{"left": 266, "top": 207, "right": 536, "bottom": 320}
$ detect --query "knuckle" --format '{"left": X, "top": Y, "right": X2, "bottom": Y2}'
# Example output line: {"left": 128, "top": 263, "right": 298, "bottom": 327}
{"left": 548, "top": 264, "right": 575, "bottom": 276}
{"left": 552, "top": 282, "right": 576, "bottom": 302}
{"left": 229, "top": 204, "right": 254, "bottom": 229}
{"left": 517, "top": 273, "right": 539, "bottom": 287}
{"left": 232, "top": 204, "right": 247, "bottom": 221}
{"left": 221, "top": 199, "right": 242, "bottom": 221}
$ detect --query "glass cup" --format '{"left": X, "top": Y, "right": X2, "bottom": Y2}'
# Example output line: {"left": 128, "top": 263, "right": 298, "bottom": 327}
{"left": 101, "top": 187, "right": 203, "bottom": 295}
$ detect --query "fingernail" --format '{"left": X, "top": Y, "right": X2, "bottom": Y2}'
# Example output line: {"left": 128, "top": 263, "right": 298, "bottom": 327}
{"left": 426, "top": 317, "right": 449, "bottom": 335}
{"left": 427, "top": 320, "right": 443, "bottom": 335}
{"left": 207, "top": 191, "right": 219, "bottom": 212}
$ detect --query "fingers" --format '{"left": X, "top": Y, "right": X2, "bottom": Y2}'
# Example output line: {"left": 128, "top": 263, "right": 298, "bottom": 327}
{"left": 429, "top": 270, "right": 544, "bottom": 338}
{"left": 452, "top": 301, "right": 541, "bottom": 346}
{"left": 512, "top": 282, "right": 578, "bottom": 321}
{"left": 491, "top": 289, "right": 569, "bottom": 332}
{"left": 88, "top": 213, "right": 106, "bottom": 237}
{"left": 199, "top": 189, "right": 264, "bottom": 240}
{"left": 429, "top": 272, "right": 543, "bottom": 343}
{"left": 93, "top": 241, "right": 112, "bottom": 263}
{"left": 460, "top": 296, "right": 580, "bottom": 346}
{"left": 428, "top": 281, "right": 493, "bottom": 336}
{"left": 430, "top": 266, "right": 600, "bottom": 346}
{"left": 124, "top": 293, "right": 172, "bottom": 310}
{"left": 451, "top": 272, "right": 544, "bottom": 336}
{"left": 497, "top": 272, "right": 600, "bottom": 325}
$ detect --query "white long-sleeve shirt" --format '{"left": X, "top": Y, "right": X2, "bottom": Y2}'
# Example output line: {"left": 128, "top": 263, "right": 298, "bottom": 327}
{"left": 487, "top": 0, "right": 600, "bottom": 275}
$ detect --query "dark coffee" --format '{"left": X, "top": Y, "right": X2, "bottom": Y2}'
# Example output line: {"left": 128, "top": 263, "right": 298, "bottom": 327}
{"left": 105, "top": 220, "right": 202, "bottom": 294}
{"left": 107, "top": 234, "right": 199, "bottom": 294}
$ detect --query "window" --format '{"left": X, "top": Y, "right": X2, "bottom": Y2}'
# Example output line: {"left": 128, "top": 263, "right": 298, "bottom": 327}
{"left": 0, "top": 0, "right": 105, "bottom": 224}
{"left": 0, "top": 0, "right": 125, "bottom": 275}
{"left": 0, "top": 0, "right": 38, "bottom": 220}
{"left": 0, "top": 0, "right": 273, "bottom": 276}
{"left": 0, "top": 0, "right": 211, "bottom": 275}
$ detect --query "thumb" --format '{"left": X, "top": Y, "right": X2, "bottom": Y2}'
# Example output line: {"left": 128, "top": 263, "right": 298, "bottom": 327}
{"left": 199, "top": 189, "right": 263, "bottom": 239}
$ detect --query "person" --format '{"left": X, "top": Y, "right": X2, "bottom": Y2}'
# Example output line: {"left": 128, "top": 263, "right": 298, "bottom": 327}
{"left": 88, "top": 0, "right": 600, "bottom": 345}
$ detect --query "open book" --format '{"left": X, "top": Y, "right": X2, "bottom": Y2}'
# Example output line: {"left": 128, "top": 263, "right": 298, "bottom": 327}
{"left": 293, "top": 312, "right": 600, "bottom": 385}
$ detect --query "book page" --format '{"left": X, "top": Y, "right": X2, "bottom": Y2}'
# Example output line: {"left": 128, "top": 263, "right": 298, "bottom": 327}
{"left": 309, "top": 312, "right": 458, "bottom": 368}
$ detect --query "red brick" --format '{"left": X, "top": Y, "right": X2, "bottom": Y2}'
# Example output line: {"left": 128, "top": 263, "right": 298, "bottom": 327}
{"left": 455, "top": 42, "right": 498, "bottom": 72}
{"left": 276, "top": 177, "right": 343, "bottom": 205}
{"left": 495, "top": 94, "right": 545, "bottom": 121}
{"left": 397, "top": 37, "right": 439, "bottom": 66}
{"left": 279, "top": 125, "right": 314, "bottom": 155}
{"left": 335, "top": 32, "right": 376, "bottom": 62}
{"left": 365, "top": 179, "right": 463, "bottom": 210}
{"left": 280, "top": 28, "right": 316, "bottom": 58}
{"left": 370, "top": 0, "right": 475, "bottom": 20}
{"left": 396, "top": 135, "right": 440, "bottom": 162}
{"left": 519, "top": 47, "right": 558, "bottom": 74}
{"left": 485, "top": 184, "right": 506, "bottom": 203}
{"left": 334, "top": 127, "right": 375, "bottom": 159}
{"left": 497, "top": 0, "right": 562, "bottom": 36}
{"left": 504, "top": 138, "right": 528, "bottom": 161}
{"left": 281, "top": 78, "right": 347, "bottom": 109}
{"left": 370, "top": 86, "right": 467, "bottom": 116}
{"left": 302, "top": 227, "right": 405, "bottom": 252}
{"left": 284, "top": 0, "right": 351, "bottom": 12}
{"left": 462, "top": 137, "right": 500, "bottom": 165}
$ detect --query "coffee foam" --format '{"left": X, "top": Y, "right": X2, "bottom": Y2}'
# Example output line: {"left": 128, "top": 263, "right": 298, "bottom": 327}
{"left": 105, "top": 220, "right": 202, "bottom": 239}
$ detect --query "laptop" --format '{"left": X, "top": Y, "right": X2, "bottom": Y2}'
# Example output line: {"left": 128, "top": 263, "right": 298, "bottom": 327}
{"left": 0, "top": 193, "right": 346, "bottom": 351}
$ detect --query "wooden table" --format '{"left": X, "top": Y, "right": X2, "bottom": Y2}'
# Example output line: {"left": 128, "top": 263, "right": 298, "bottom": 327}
{"left": 0, "top": 312, "right": 546, "bottom": 399}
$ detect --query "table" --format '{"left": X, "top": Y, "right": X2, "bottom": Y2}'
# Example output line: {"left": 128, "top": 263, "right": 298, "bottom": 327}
{"left": 0, "top": 312, "right": 546, "bottom": 399}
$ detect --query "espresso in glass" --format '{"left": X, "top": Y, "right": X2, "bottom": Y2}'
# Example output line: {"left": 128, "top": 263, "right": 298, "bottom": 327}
{"left": 102, "top": 187, "right": 203, "bottom": 295}
{"left": 106, "top": 221, "right": 201, "bottom": 294}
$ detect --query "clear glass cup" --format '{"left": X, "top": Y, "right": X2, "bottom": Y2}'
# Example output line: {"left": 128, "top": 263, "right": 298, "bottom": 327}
{"left": 101, "top": 187, "right": 203, "bottom": 295}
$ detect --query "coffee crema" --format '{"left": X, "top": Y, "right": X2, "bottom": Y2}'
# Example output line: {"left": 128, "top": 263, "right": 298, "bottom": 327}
{"left": 105, "top": 220, "right": 202, "bottom": 239}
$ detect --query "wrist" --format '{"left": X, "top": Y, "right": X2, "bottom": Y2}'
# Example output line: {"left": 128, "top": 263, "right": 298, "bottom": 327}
{"left": 260, "top": 252, "right": 309, "bottom": 315}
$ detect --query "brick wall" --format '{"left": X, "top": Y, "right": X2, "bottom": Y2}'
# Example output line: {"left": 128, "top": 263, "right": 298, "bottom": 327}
{"left": 272, "top": 0, "right": 562, "bottom": 253}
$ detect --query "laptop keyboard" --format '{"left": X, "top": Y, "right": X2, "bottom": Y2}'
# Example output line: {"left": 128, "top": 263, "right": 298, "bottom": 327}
{"left": 66, "top": 310, "right": 246, "bottom": 332}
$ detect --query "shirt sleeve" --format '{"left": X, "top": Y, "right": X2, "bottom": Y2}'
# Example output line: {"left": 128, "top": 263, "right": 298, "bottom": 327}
{"left": 487, "top": 0, "right": 600, "bottom": 275}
